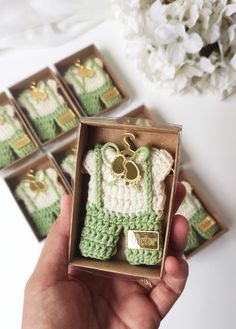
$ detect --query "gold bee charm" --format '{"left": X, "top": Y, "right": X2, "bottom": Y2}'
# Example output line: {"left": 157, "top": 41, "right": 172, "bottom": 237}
{"left": 111, "top": 154, "right": 141, "bottom": 185}
{"left": 26, "top": 170, "right": 48, "bottom": 193}
{"left": 75, "top": 59, "right": 94, "bottom": 78}
{"left": 30, "top": 82, "right": 48, "bottom": 101}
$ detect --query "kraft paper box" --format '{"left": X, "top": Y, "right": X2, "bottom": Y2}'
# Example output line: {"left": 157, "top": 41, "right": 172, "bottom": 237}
{"left": 69, "top": 116, "right": 181, "bottom": 280}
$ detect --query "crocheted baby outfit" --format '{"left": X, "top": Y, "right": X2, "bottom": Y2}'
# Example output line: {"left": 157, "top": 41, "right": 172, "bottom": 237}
{"left": 79, "top": 143, "right": 173, "bottom": 266}
{"left": 15, "top": 168, "right": 66, "bottom": 238}
{"left": 18, "top": 79, "right": 79, "bottom": 142}
{"left": 0, "top": 104, "right": 36, "bottom": 169}
{"left": 61, "top": 153, "right": 76, "bottom": 182}
{"left": 177, "top": 181, "right": 220, "bottom": 252}
{"left": 64, "top": 57, "right": 122, "bottom": 116}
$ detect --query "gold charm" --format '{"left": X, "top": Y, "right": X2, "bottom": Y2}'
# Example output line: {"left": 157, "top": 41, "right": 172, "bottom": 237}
{"left": 198, "top": 216, "right": 216, "bottom": 233}
{"left": 30, "top": 82, "right": 48, "bottom": 101}
{"left": 10, "top": 134, "right": 31, "bottom": 151}
{"left": 128, "top": 230, "right": 160, "bottom": 250}
{"left": 0, "top": 115, "right": 5, "bottom": 125}
{"left": 26, "top": 170, "right": 48, "bottom": 193}
{"left": 75, "top": 59, "right": 94, "bottom": 78}
{"left": 101, "top": 87, "right": 121, "bottom": 102}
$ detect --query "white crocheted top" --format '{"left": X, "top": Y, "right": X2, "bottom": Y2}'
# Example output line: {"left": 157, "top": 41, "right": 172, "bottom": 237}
{"left": 84, "top": 146, "right": 173, "bottom": 215}
{"left": 177, "top": 181, "right": 202, "bottom": 218}
{"left": 18, "top": 79, "right": 66, "bottom": 118}
{"left": 0, "top": 104, "right": 22, "bottom": 141}
{"left": 15, "top": 168, "right": 66, "bottom": 212}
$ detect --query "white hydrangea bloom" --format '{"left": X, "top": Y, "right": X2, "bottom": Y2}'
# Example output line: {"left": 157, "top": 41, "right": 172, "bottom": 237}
{"left": 112, "top": 0, "right": 236, "bottom": 98}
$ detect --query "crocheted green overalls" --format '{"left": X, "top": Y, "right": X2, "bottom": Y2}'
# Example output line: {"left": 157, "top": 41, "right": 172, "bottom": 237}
{"left": 64, "top": 58, "right": 122, "bottom": 116}
{"left": 18, "top": 80, "right": 79, "bottom": 142}
{"left": 79, "top": 144, "right": 164, "bottom": 266}
{"left": 178, "top": 182, "right": 220, "bottom": 252}
{"left": 15, "top": 169, "right": 66, "bottom": 238}
{"left": 0, "top": 105, "right": 36, "bottom": 169}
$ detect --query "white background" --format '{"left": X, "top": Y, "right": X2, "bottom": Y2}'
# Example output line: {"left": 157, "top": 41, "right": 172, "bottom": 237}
{"left": 0, "top": 21, "right": 235, "bottom": 329}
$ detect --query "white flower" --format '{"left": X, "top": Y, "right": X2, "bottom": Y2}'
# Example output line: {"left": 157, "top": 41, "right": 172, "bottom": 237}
{"left": 112, "top": 0, "right": 236, "bottom": 98}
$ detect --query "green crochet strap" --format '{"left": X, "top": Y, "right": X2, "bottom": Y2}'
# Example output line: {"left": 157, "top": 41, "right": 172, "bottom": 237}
{"left": 94, "top": 143, "right": 154, "bottom": 213}
{"left": 19, "top": 92, "right": 39, "bottom": 118}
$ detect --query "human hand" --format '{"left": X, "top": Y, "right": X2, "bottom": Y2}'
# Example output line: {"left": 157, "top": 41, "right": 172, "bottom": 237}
{"left": 22, "top": 183, "right": 189, "bottom": 329}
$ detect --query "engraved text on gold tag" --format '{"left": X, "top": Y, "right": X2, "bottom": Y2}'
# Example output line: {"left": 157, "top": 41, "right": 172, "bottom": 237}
{"left": 198, "top": 216, "right": 216, "bottom": 233}
{"left": 10, "top": 134, "right": 32, "bottom": 151}
{"left": 128, "top": 230, "right": 159, "bottom": 250}
{"left": 57, "top": 110, "right": 76, "bottom": 125}
{"left": 102, "top": 87, "right": 120, "bottom": 102}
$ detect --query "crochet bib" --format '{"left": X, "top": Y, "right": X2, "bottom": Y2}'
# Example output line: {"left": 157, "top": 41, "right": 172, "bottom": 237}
{"left": 15, "top": 168, "right": 66, "bottom": 237}
{"left": 0, "top": 104, "right": 36, "bottom": 169}
{"left": 79, "top": 143, "right": 173, "bottom": 265}
{"left": 177, "top": 181, "right": 220, "bottom": 252}
{"left": 64, "top": 57, "right": 122, "bottom": 116}
{"left": 18, "top": 79, "right": 79, "bottom": 141}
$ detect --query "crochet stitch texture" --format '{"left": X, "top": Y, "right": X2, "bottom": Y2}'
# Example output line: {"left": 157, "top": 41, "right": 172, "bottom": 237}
{"left": 61, "top": 153, "right": 76, "bottom": 182}
{"left": 177, "top": 181, "right": 220, "bottom": 252}
{"left": 15, "top": 167, "right": 66, "bottom": 238}
{"left": 64, "top": 57, "right": 122, "bottom": 116}
{"left": 0, "top": 104, "right": 36, "bottom": 169}
{"left": 18, "top": 79, "right": 79, "bottom": 142}
{"left": 79, "top": 143, "right": 173, "bottom": 266}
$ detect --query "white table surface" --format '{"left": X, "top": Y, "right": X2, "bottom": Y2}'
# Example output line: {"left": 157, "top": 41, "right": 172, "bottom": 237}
{"left": 0, "top": 21, "right": 235, "bottom": 329}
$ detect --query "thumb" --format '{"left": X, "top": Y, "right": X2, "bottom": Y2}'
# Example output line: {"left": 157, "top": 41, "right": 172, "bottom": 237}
{"left": 32, "top": 195, "right": 73, "bottom": 286}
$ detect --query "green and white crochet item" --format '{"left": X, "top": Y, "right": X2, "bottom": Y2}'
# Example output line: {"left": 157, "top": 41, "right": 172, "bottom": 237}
{"left": 15, "top": 168, "right": 67, "bottom": 238}
{"left": 177, "top": 181, "right": 220, "bottom": 251}
{"left": 18, "top": 79, "right": 79, "bottom": 142}
{"left": 64, "top": 57, "right": 122, "bottom": 116}
{"left": 79, "top": 143, "right": 173, "bottom": 266}
{"left": 61, "top": 153, "right": 76, "bottom": 182}
{"left": 0, "top": 104, "right": 36, "bottom": 169}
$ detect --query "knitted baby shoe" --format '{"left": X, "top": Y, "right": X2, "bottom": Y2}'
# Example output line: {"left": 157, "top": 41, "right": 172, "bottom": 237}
{"left": 0, "top": 104, "right": 36, "bottom": 169}
{"left": 18, "top": 79, "right": 79, "bottom": 142}
{"left": 79, "top": 142, "right": 173, "bottom": 266}
{"left": 15, "top": 167, "right": 66, "bottom": 238}
{"left": 177, "top": 181, "right": 220, "bottom": 244}
{"left": 64, "top": 57, "right": 122, "bottom": 116}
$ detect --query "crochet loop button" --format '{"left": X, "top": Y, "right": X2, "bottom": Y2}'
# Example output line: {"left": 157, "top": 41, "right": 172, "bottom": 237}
{"left": 198, "top": 216, "right": 216, "bottom": 233}
{"left": 0, "top": 115, "right": 5, "bottom": 125}
{"left": 127, "top": 230, "right": 159, "bottom": 251}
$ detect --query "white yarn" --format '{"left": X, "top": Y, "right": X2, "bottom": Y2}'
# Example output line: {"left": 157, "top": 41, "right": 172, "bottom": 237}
{"left": 0, "top": 104, "right": 22, "bottom": 141}
{"left": 177, "top": 181, "right": 202, "bottom": 219}
{"left": 84, "top": 146, "right": 173, "bottom": 215}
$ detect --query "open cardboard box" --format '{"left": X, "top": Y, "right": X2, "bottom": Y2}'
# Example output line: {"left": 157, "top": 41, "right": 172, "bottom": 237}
{"left": 0, "top": 92, "right": 39, "bottom": 172}
{"left": 55, "top": 45, "right": 129, "bottom": 117}
{"left": 179, "top": 169, "right": 228, "bottom": 258}
{"left": 69, "top": 117, "right": 181, "bottom": 280}
{"left": 9, "top": 68, "right": 80, "bottom": 147}
{"left": 5, "top": 153, "right": 70, "bottom": 241}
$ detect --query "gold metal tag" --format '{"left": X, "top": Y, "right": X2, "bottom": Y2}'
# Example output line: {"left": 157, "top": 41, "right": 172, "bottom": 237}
{"left": 57, "top": 110, "right": 76, "bottom": 125}
{"left": 102, "top": 87, "right": 120, "bottom": 102}
{"left": 127, "top": 230, "right": 159, "bottom": 250}
{"left": 0, "top": 115, "right": 5, "bottom": 125}
{"left": 111, "top": 155, "right": 141, "bottom": 185}
{"left": 10, "top": 134, "right": 31, "bottom": 151}
{"left": 198, "top": 216, "right": 216, "bottom": 233}
{"left": 75, "top": 59, "right": 94, "bottom": 78}
{"left": 30, "top": 82, "right": 48, "bottom": 101}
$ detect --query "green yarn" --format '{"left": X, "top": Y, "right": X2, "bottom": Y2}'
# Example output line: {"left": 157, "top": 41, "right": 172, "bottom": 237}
{"left": 64, "top": 58, "right": 122, "bottom": 116}
{"left": 190, "top": 207, "right": 220, "bottom": 240}
{"left": 30, "top": 200, "right": 60, "bottom": 238}
{"left": 32, "top": 104, "right": 79, "bottom": 142}
{"left": 185, "top": 224, "right": 200, "bottom": 252}
{"left": 79, "top": 144, "right": 164, "bottom": 266}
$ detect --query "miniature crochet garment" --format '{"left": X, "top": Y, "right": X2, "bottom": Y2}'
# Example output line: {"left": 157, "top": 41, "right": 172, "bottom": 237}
{"left": 61, "top": 153, "right": 76, "bottom": 182}
{"left": 177, "top": 181, "right": 220, "bottom": 251}
{"left": 64, "top": 57, "right": 122, "bottom": 116}
{"left": 18, "top": 79, "right": 79, "bottom": 142}
{"left": 15, "top": 168, "right": 66, "bottom": 238}
{"left": 0, "top": 104, "right": 36, "bottom": 169}
{"left": 79, "top": 143, "right": 173, "bottom": 266}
